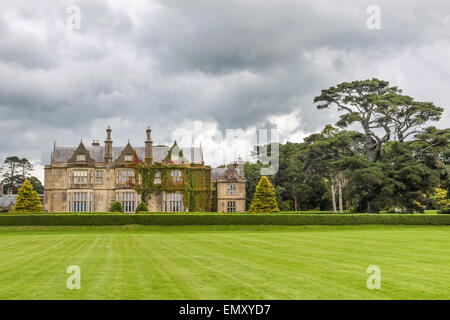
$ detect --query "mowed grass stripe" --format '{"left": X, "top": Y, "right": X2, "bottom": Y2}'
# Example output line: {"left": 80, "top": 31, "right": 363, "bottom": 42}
{"left": 0, "top": 225, "right": 449, "bottom": 299}
{"left": 209, "top": 234, "right": 375, "bottom": 299}
{"left": 0, "top": 234, "right": 92, "bottom": 299}
{"left": 162, "top": 235, "right": 282, "bottom": 299}
{"left": 262, "top": 230, "right": 450, "bottom": 299}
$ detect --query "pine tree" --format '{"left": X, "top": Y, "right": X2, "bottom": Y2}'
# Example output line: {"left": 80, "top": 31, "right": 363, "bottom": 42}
{"left": 12, "top": 179, "right": 43, "bottom": 213}
{"left": 249, "top": 176, "right": 280, "bottom": 213}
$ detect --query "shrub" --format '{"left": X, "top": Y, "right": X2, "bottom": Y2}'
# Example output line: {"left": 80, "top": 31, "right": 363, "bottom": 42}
{"left": 0, "top": 213, "right": 449, "bottom": 226}
{"left": 12, "top": 179, "right": 43, "bottom": 213}
{"left": 249, "top": 176, "right": 280, "bottom": 213}
{"left": 109, "top": 201, "right": 123, "bottom": 213}
{"left": 438, "top": 207, "right": 450, "bottom": 214}
{"left": 135, "top": 202, "right": 148, "bottom": 213}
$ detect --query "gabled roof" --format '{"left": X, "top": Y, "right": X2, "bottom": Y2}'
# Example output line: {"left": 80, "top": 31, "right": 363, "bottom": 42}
{"left": 115, "top": 142, "right": 136, "bottom": 164}
{"left": 52, "top": 145, "right": 203, "bottom": 164}
{"left": 67, "top": 142, "right": 95, "bottom": 164}
{"left": 212, "top": 164, "right": 245, "bottom": 182}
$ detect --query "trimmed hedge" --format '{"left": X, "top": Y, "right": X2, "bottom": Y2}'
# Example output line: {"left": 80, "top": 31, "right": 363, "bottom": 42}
{"left": 0, "top": 214, "right": 450, "bottom": 226}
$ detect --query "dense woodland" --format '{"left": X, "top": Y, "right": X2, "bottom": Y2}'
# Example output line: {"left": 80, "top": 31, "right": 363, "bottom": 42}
{"left": 246, "top": 79, "right": 450, "bottom": 213}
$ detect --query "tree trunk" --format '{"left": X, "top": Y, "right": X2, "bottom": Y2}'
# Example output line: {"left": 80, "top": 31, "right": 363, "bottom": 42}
{"left": 330, "top": 180, "right": 337, "bottom": 214}
{"left": 365, "top": 130, "right": 380, "bottom": 163}
{"left": 293, "top": 193, "right": 298, "bottom": 211}
{"left": 338, "top": 177, "right": 343, "bottom": 214}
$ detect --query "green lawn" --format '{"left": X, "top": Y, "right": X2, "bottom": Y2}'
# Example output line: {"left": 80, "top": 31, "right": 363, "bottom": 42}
{"left": 0, "top": 225, "right": 449, "bottom": 300}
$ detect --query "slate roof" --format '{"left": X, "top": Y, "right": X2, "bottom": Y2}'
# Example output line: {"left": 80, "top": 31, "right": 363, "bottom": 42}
{"left": 211, "top": 168, "right": 226, "bottom": 179}
{"left": 211, "top": 166, "right": 244, "bottom": 180}
{"left": 52, "top": 145, "right": 203, "bottom": 164}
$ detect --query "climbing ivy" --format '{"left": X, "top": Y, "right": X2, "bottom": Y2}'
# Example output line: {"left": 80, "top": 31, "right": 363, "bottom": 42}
{"left": 128, "top": 162, "right": 212, "bottom": 212}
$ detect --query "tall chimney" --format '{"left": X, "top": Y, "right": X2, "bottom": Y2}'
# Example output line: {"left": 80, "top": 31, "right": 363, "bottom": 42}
{"left": 145, "top": 126, "right": 153, "bottom": 163}
{"left": 105, "top": 126, "right": 113, "bottom": 163}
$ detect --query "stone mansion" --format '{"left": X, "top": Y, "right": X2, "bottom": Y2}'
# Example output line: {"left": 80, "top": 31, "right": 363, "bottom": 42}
{"left": 44, "top": 126, "right": 246, "bottom": 213}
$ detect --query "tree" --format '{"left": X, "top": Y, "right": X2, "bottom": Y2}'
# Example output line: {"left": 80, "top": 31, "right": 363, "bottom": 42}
{"left": 28, "top": 176, "right": 44, "bottom": 194}
{"left": 1, "top": 157, "right": 34, "bottom": 194}
{"left": 275, "top": 142, "right": 304, "bottom": 211}
{"left": 18, "top": 158, "right": 33, "bottom": 178}
{"left": 244, "top": 162, "right": 266, "bottom": 209}
{"left": 249, "top": 176, "right": 280, "bottom": 213}
{"left": 109, "top": 201, "right": 124, "bottom": 213}
{"left": 427, "top": 187, "right": 450, "bottom": 209}
{"left": 1, "top": 156, "right": 22, "bottom": 193}
{"left": 301, "top": 126, "right": 365, "bottom": 213}
{"left": 314, "top": 79, "right": 443, "bottom": 162}
{"left": 135, "top": 202, "right": 148, "bottom": 213}
{"left": 12, "top": 179, "right": 43, "bottom": 213}
{"left": 343, "top": 142, "right": 441, "bottom": 213}
{"left": 385, "top": 94, "right": 443, "bottom": 142}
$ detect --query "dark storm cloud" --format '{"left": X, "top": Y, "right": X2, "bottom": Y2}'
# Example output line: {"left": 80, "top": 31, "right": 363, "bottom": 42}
{"left": 0, "top": 0, "right": 449, "bottom": 178}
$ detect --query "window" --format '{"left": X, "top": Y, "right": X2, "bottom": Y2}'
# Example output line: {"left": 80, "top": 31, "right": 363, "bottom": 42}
{"left": 121, "top": 193, "right": 136, "bottom": 213}
{"left": 170, "top": 170, "right": 183, "bottom": 183}
{"left": 154, "top": 171, "right": 161, "bottom": 184}
{"left": 227, "top": 201, "right": 236, "bottom": 213}
{"left": 168, "top": 193, "right": 183, "bottom": 212}
{"left": 120, "top": 170, "right": 135, "bottom": 184}
{"left": 95, "top": 171, "right": 103, "bottom": 184}
{"left": 226, "top": 184, "right": 236, "bottom": 195}
{"left": 73, "top": 170, "right": 88, "bottom": 183}
{"left": 72, "top": 193, "right": 90, "bottom": 212}
{"left": 77, "top": 154, "right": 86, "bottom": 162}
{"left": 124, "top": 155, "right": 133, "bottom": 162}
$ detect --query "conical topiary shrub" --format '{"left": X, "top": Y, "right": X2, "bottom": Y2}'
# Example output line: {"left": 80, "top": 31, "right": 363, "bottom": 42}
{"left": 12, "top": 179, "right": 43, "bottom": 213}
{"left": 135, "top": 202, "right": 148, "bottom": 213}
{"left": 249, "top": 176, "right": 280, "bottom": 213}
{"left": 109, "top": 201, "right": 124, "bottom": 213}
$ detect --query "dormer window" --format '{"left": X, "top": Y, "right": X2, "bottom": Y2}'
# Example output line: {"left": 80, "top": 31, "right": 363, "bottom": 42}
{"left": 124, "top": 155, "right": 133, "bottom": 162}
{"left": 77, "top": 154, "right": 86, "bottom": 162}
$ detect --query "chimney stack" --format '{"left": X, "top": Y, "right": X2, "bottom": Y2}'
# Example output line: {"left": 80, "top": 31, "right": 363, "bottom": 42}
{"left": 145, "top": 126, "right": 153, "bottom": 163}
{"left": 92, "top": 140, "right": 100, "bottom": 147}
{"left": 105, "top": 126, "right": 113, "bottom": 163}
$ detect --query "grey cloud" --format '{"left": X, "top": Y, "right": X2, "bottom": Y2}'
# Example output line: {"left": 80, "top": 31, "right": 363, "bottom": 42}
{"left": 0, "top": 0, "right": 449, "bottom": 176}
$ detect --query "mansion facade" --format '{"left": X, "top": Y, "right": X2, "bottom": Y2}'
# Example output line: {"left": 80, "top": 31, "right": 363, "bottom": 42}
{"left": 44, "top": 126, "right": 246, "bottom": 213}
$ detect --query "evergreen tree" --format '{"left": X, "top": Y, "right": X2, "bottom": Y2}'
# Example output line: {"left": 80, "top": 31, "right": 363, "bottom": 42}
{"left": 249, "top": 176, "right": 280, "bottom": 213}
{"left": 12, "top": 179, "right": 43, "bottom": 213}
{"left": 109, "top": 201, "right": 124, "bottom": 213}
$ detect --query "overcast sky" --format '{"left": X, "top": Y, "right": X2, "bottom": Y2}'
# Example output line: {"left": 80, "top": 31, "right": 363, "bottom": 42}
{"left": 0, "top": 0, "right": 449, "bottom": 181}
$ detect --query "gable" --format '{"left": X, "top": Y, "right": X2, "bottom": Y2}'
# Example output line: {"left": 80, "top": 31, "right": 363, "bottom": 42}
{"left": 67, "top": 142, "right": 95, "bottom": 164}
